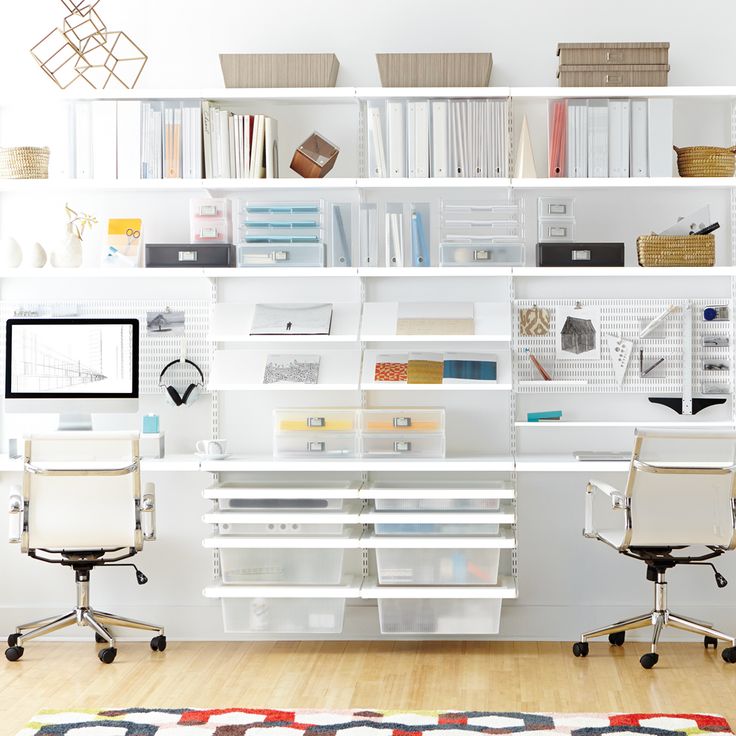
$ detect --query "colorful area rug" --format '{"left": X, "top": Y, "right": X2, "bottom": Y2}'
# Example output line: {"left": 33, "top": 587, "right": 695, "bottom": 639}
{"left": 16, "top": 709, "right": 733, "bottom": 736}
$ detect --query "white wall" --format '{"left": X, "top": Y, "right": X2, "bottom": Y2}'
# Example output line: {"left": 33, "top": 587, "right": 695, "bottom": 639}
{"left": 1, "top": 0, "right": 735, "bottom": 94}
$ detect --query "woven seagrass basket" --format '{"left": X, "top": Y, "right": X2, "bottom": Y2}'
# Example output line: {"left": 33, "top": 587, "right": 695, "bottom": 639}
{"left": 674, "top": 145, "right": 736, "bottom": 177}
{"left": 0, "top": 146, "right": 49, "bottom": 179}
{"left": 637, "top": 234, "right": 715, "bottom": 267}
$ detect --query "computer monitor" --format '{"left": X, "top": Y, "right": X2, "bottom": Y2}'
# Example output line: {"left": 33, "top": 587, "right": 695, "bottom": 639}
{"left": 5, "top": 318, "right": 139, "bottom": 430}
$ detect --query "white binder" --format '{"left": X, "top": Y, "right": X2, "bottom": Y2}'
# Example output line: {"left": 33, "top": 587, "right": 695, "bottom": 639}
{"left": 413, "top": 100, "right": 429, "bottom": 178}
{"left": 587, "top": 100, "right": 609, "bottom": 178}
{"left": 630, "top": 99, "right": 648, "bottom": 177}
{"left": 386, "top": 101, "right": 406, "bottom": 177}
{"left": 367, "top": 104, "right": 387, "bottom": 178}
{"left": 648, "top": 98, "right": 673, "bottom": 177}
{"left": 608, "top": 100, "right": 630, "bottom": 178}
{"left": 430, "top": 100, "right": 449, "bottom": 177}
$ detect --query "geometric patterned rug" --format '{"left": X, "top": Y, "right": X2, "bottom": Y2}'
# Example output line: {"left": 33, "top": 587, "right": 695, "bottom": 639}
{"left": 15, "top": 709, "right": 734, "bottom": 736}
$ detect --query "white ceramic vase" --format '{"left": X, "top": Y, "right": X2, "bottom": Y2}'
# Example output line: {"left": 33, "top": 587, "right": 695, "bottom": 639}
{"left": 51, "top": 224, "right": 82, "bottom": 268}
{"left": 26, "top": 241, "right": 47, "bottom": 268}
{"left": 0, "top": 236, "right": 22, "bottom": 268}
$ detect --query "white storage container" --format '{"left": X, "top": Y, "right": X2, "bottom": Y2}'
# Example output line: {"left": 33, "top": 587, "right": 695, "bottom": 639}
{"left": 439, "top": 243, "right": 524, "bottom": 266}
{"left": 364, "top": 480, "right": 509, "bottom": 511}
{"left": 237, "top": 243, "right": 325, "bottom": 267}
{"left": 217, "top": 522, "right": 345, "bottom": 536}
{"left": 362, "top": 434, "right": 445, "bottom": 458}
{"left": 374, "top": 498, "right": 500, "bottom": 511}
{"left": 274, "top": 432, "right": 359, "bottom": 458}
{"left": 274, "top": 408, "right": 358, "bottom": 432}
{"left": 218, "top": 497, "right": 344, "bottom": 511}
{"left": 222, "top": 596, "right": 346, "bottom": 633}
{"left": 360, "top": 408, "right": 445, "bottom": 434}
{"left": 377, "top": 597, "right": 501, "bottom": 634}
{"left": 374, "top": 522, "right": 498, "bottom": 535}
{"left": 220, "top": 547, "right": 344, "bottom": 584}
{"left": 376, "top": 548, "right": 500, "bottom": 585}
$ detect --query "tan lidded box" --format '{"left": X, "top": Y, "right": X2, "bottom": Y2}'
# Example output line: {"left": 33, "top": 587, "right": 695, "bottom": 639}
{"left": 557, "top": 42, "right": 669, "bottom": 66}
{"left": 557, "top": 64, "right": 670, "bottom": 87}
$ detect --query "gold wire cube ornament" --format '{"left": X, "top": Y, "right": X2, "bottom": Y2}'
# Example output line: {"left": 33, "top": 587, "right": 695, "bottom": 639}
{"left": 31, "top": 0, "right": 147, "bottom": 89}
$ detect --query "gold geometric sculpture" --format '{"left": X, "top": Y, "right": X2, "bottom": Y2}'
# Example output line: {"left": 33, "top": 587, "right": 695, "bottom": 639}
{"left": 30, "top": 0, "right": 147, "bottom": 89}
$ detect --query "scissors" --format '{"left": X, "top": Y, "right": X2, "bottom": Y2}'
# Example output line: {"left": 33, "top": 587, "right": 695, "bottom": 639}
{"left": 125, "top": 228, "right": 141, "bottom": 254}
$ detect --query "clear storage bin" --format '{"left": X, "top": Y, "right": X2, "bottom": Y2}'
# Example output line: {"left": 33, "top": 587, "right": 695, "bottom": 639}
{"left": 439, "top": 243, "right": 524, "bottom": 266}
{"left": 365, "top": 481, "right": 508, "bottom": 511}
{"left": 237, "top": 243, "right": 325, "bottom": 267}
{"left": 222, "top": 596, "right": 346, "bottom": 633}
{"left": 189, "top": 197, "right": 232, "bottom": 244}
{"left": 274, "top": 432, "right": 359, "bottom": 458}
{"left": 274, "top": 409, "right": 358, "bottom": 432}
{"left": 191, "top": 218, "right": 231, "bottom": 244}
{"left": 374, "top": 522, "right": 498, "bottom": 535}
{"left": 217, "top": 522, "right": 345, "bottom": 536}
{"left": 377, "top": 597, "right": 501, "bottom": 634}
{"left": 218, "top": 498, "right": 344, "bottom": 511}
{"left": 362, "top": 434, "right": 445, "bottom": 458}
{"left": 376, "top": 548, "right": 500, "bottom": 585}
{"left": 220, "top": 548, "right": 344, "bottom": 584}
{"left": 374, "top": 498, "right": 500, "bottom": 511}
{"left": 360, "top": 408, "right": 445, "bottom": 434}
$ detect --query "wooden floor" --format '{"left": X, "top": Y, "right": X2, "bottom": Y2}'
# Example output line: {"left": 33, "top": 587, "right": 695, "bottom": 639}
{"left": 2, "top": 641, "right": 736, "bottom": 734}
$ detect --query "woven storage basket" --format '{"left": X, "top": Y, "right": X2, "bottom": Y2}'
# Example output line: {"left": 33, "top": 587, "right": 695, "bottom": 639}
{"left": 637, "top": 234, "right": 715, "bottom": 267}
{"left": 0, "top": 146, "right": 49, "bottom": 179}
{"left": 674, "top": 145, "right": 736, "bottom": 177}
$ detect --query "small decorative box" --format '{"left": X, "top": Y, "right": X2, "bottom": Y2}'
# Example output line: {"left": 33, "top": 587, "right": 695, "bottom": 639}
{"left": 290, "top": 132, "right": 339, "bottom": 178}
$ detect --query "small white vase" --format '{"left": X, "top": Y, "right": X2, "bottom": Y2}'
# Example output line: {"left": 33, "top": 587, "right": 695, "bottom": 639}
{"left": 0, "top": 236, "right": 22, "bottom": 268}
{"left": 26, "top": 241, "right": 47, "bottom": 268}
{"left": 51, "top": 224, "right": 82, "bottom": 268}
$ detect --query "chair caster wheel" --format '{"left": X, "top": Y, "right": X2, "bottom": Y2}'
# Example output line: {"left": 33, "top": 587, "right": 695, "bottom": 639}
{"left": 721, "top": 646, "right": 736, "bottom": 663}
{"left": 150, "top": 635, "right": 166, "bottom": 652}
{"left": 704, "top": 636, "right": 718, "bottom": 649}
{"left": 608, "top": 632, "right": 626, "bottom": 647}
{"left": 98, "top": 647, "right": 117, "bottom": 664}
{"left": 640, "top": 653, "right": 659, "bottom": 669}
{"left": 95, "top": 633, "right": 107, "bottom": 644}
{"left": 572, "top": 641, "right": 589, "bottom": 657}
{"left": 7, "top": 633, "right": 19, "bottom": 648}
{"left": 5, "top": 646, "right": 24, "bottom": 662}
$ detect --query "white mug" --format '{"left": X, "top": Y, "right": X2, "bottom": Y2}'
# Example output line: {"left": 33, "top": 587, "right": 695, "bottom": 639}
{"left": 196, "top": 439, "right": 228, "bottom": 457}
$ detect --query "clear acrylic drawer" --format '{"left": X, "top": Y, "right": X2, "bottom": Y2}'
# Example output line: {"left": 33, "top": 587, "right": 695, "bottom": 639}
{"left": 274, "top": 409, "right": 358, "bottom": 433}
{"left": 374, "top": 522, "right": 498, "bottom": 535}
{"left": 360, "top": 408, "right": 445, "bottom": 434}
{"left": 374, "top": 498, "right": 500, "bottom": 511}
{"left": 362, "top": 434, "right": 445, "bottom": 458}
{"left": 240, "top": 201, "right": 323, "bottom": 219}
{"left": 377, "top": 598, "right": 501, "bottom": 635}
{"left": 191, "top": 218, "right": 231, "bottom": 244}
{"left": 220, "top": 548, "right": 344, "bottom": 584}
{"left": 237, "top": 243, "right": 325, "bottom": 267}
{"left": 217, "top": 521, "right": 345, "bottom": 536}
{"left": 439, "top": 243, "right": 524, "bottom": 266}
{"left": 274, "top": 432, "right": 359, "bottom": 458}
{"left": 365, "top": 481, "right": 508, "bottom": 511}
{"left": 218, "top": 498, "right": 344, "bottom": 511}
{"left": 376, "top": 548, "right": 500, "bottom": 585}
{"left": 222, "top": 597, "right": 345, "bottom": 634}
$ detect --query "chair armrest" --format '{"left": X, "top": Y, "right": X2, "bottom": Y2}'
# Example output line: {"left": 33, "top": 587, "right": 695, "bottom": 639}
{"left": 8, "top": 486, "right": 23, "bottom": 544}
{"left": 584, "top": 478, "right": 626, "bottom": 538}
{"left": 141, "top": 482, "right": 156, "bottom": 541}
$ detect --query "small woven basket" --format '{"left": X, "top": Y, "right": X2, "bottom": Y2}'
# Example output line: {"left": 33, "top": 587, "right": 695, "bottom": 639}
{"left": 0, "top": 146, "right": 50, "bottom": 179}
{"left": 637, "top": 234, "right": 715, "bottom": 267}
{"left": 674, "top": 145, "right": 736, "bottom": 177}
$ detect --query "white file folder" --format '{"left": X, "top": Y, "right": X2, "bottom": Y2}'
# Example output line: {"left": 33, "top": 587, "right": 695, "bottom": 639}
{"left": 631, "top": 99, "right": 648, "bottom": 177}
{"left": 430, "top": 100, "right": 449, "bottom": 178}
{"left": 386, "top": 101, "right": 406, "bottom": 177}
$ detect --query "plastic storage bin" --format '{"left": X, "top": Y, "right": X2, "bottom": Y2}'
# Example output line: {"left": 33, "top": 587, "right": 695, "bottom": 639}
{"left": 274, "top": 433, "right": 359, "bottom": 458}
{"left": 360, "top": 408, "right": 445, "bottom": 433}
{"left": 274, "top": 409, "right": 358, "bottom": 432}
{"left": 439, "top": 243, "right": 524, "bottom": 266}
{"left": 189, "top": 198, "right": 233, "bottom": 244}
{"left": 365, "top": 481, "right": 508, "bottom": 511}
{"left": 376, "top": 548, "right": 500, "bottom": 585}
{"left": 362, "top": 434, "right": 445, "bottom": 458}
{"left": 222, "top": 597, "right": 346, "bottom": 633}
{"left": 377, "top": 597, "right": 501, "bottom": 634}
{"left": 374, "top": 497, "right": 501, "bottom": 511}
{"left": 237, "top": 243, "right": 325, "bottom": 267}
{"left": 218, "top": 521, "right": 345, "bottom": 536}
{"left": 220, "top": 548, "right": 345, "bottom": 584}
{"left": 217, "top": 497, "right": 345, "bottom": 511}
{"left": 374, "top": 522, "right": 498, "bottom": 535}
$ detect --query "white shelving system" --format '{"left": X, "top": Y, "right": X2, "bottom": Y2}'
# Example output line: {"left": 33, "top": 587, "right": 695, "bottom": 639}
{"left": 1, "top": 84, "right": 735, "bottom": 640}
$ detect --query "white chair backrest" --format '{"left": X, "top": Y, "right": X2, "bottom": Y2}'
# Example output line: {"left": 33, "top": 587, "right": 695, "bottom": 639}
{"left": 24, "top": 432, "right": 140, "bottom": 552}
{"left": 626, "top": 429, "right": 736, "bottom": 547}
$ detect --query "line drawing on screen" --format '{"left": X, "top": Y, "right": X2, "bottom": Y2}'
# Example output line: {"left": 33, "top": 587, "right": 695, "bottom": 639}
{"left": 10, "top": 324, "right": 134, "bottom": 394}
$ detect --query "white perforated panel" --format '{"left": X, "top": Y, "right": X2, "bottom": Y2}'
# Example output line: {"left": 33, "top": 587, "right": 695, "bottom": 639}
{"left": 514, "top": 298, "right": 733, "bottom": 395}
{"left": 1, "top": 299, "right": 210, "bottom": 396}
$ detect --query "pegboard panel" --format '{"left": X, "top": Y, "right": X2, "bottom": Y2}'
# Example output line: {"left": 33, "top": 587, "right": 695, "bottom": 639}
{"left": 1, "top": 299, "right": 211, "bottom": 396}
{"left": 514, "top": 298, "right": 732, "bottom": 395}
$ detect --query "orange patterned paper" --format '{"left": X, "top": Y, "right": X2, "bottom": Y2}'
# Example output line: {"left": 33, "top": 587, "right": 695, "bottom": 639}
{"left": 374, "top": 362, "right": 407, "bottom": 382}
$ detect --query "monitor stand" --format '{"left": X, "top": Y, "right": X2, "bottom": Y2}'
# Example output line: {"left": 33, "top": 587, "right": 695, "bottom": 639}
{"left": 58, "top": 413, "right": 93, "bottom": 431}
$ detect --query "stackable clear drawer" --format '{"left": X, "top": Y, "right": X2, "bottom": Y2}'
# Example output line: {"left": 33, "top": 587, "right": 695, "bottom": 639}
{"left": 238, "top": 201, "right": 324, "bottom": 237}
{"left": 360, "top": 408, "right": 445, "bottom": 434}
{"left": 374, "top": 498, "right": 500, "bottom": 511}
{"left": 217, "top": 521, "right": 345, "bottom": 536}
{"left": 365, "top": 481, "right": 507, "bottom": 511}
{"left": 218, "top": 498, "right": 344, "bottom": 511}
{"left": 376, "top": 548, "right": 500, "bottom": 585}
{"left": 273, "top": 433, "right": 359, "bottom": 458}
{"left": 220, "top": 548, "right": 345, "bottom": 585}
{"left": 374, "top": 522, "right": 498, "bottom": 535}
{"left": 362, "top": 434, "right": 445, "bottom": 458}
{"left": 237, "top": 243, "right": 325, "bottom": 267}
{"left": 274, "top": 409, "right": 358, "bottom": 433}
{"left": 377, "top": 598, "right": 501, "bottom": 635}
{"left": 439, "top": 243, "right": 524, "bottom": 266}
{"left": 222, "top": 597, "right": 346, "bottom": 634}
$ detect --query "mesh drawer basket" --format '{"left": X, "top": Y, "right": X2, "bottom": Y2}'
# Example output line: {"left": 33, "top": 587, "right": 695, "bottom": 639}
{"left": 636, "top": 234, "right": 715, "bottom": 267}
{"left": 0, "top": 146, "right": 49, "bottom": 179}
{"left": 674, "top": 146, "right": 736, "bottom": 177}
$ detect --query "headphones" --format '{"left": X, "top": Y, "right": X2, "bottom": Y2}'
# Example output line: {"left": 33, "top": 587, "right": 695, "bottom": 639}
{"left": 159, "top": 358, "right": 204, "bottom": 407}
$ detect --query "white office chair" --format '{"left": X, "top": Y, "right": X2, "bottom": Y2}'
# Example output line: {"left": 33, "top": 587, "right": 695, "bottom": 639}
{"left": 6, "top": 432, "right": 166, "bottom": 664}
{"left": 573, "top": 428, "right": 736, "bottom": 669}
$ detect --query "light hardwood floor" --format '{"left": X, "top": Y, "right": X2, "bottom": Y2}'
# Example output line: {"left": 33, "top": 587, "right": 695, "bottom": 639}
{"left": 2, "top": 641, "right": 736, "bottom": 734}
